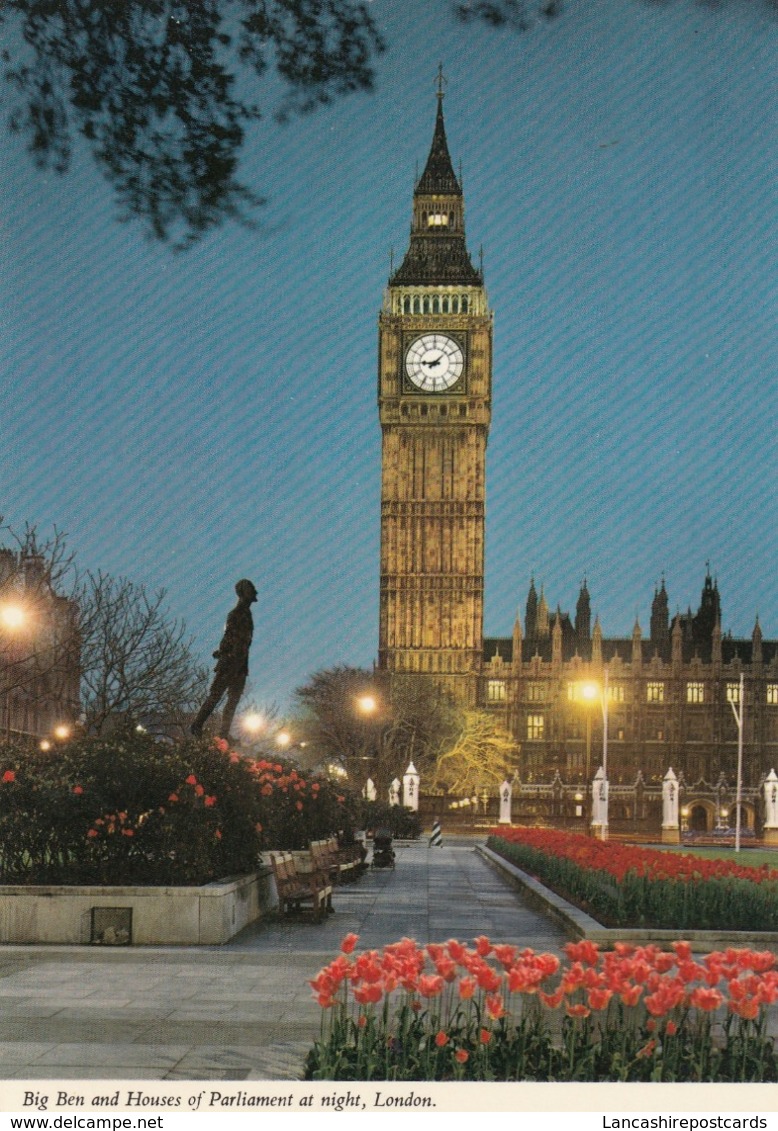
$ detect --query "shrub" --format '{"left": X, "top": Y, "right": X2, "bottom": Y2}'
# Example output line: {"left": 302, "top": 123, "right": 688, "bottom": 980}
{"left": 250, "top": 758, "right": 361, "bottom": 850}
{"left": 0, "top": 734, "right": 360, "bottom": 884}
{"left": 362, "top": 801, "right": 421, "bottom": 840}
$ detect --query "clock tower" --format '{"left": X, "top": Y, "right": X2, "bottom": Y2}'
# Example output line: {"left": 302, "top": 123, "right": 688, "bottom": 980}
{"left": 378, "top": 84, "right": 492, "bottom": 704}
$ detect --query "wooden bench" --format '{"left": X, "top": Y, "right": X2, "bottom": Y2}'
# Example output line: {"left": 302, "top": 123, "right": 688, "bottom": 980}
{"left": 268, "top": 851, "right": 333, "bottom": 922}
{"left": 311, "top": 837, "right": 365, "bottom": 884}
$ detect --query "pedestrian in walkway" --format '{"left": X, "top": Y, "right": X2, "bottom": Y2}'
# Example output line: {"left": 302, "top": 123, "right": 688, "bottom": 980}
{"left": 429, "top": 817, "right": 442, "bottom": 847}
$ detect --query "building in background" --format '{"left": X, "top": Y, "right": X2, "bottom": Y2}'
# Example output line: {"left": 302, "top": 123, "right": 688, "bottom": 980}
{"left": 482, "top": 569, "right": 778, "bottom": 794}
{"left": 377, "top": 94, "right": 776, "bottom": 825}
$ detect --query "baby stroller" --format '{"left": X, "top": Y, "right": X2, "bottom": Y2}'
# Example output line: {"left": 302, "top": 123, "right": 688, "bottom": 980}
{"left": 371, "top": 828, "right": 396, "bottom": 869}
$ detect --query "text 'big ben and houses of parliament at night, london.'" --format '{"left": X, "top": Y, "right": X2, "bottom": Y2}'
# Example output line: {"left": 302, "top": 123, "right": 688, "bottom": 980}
{"left": 376, "top": 83, "right": 778, "bottom": 805}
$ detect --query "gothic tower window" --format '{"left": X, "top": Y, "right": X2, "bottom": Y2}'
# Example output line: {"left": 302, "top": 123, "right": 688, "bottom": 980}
{"left": 768, "top": 684, "right": 778, "bottom": 705}
{"left": 686, "top": 681, "right": 705, "bottom": 704}
{"left": 647, "top": 682, "right": 665, "bottom": 703}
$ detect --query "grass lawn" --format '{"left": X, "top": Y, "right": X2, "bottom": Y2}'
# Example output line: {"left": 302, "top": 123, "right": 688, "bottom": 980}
{"left": 662, "top": 845, "right": 778, "bottom": 869}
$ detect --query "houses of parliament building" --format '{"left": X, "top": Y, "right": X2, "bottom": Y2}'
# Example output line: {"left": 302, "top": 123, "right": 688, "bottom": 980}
{"left": 377, "top": 86, "right": 777, "bottom": 798}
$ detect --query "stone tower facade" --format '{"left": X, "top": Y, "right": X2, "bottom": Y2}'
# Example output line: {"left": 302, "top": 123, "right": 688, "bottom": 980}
{"left": 377, "top": 89, "right": 492, "bottom": 703}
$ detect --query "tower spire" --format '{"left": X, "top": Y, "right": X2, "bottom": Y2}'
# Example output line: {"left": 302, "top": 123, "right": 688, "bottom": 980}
{"left": 390, "top": 80, "right": 481, "bottom": 287}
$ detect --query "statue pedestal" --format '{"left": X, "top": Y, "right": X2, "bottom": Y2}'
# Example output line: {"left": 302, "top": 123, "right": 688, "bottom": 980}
{"left": 590, "top": 823, "right": 608, "bottom": 842}
{"left": 661, "top": 826, "right": 681, "bottom": 845}
{"left": 763, "top": 827, "right": 778, "bottom": 846}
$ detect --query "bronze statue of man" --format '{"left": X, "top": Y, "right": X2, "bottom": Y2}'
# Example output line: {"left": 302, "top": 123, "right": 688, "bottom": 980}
{"left": 191, "top": 578, "right": 257, "bottom": 740}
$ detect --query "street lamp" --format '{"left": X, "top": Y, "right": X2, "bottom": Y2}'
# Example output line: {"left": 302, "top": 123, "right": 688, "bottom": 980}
{"left": 578, "top": 673, "right": 609, "bottom": 839}
{"left": 0, "top": 602, "right": 28, "bottom": 742}
{"left": 728, "top": 672, "right": 745, "bottom": 853}
{"left": 356, "top": 694, "right": 377, "bottom": 716}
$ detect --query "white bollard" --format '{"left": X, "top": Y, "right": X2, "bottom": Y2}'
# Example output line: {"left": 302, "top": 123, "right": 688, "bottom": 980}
{"left": 363, "top": 777, "right": 377, "bottom": 802}
{"left": 499, "top": 780, "right": 512, "bottom": 824}
{"left": 764, "top": 769, "right": 778, "bottom": 845}
{"left": 389, "top": 778, "right": 401, "bottom": 806}
{"left": 403, "top": 762, "right": 420, "bottom": 811}
{"left": 661, "top": 767, "right": 680, "bottom": 844}
{"left": 591, "top": 766, "right": 609, "bottom": 840}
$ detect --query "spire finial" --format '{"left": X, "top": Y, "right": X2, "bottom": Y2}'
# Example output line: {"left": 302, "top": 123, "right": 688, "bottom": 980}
{"left": 436, "top": 63, "right": 446, "bottom": 101}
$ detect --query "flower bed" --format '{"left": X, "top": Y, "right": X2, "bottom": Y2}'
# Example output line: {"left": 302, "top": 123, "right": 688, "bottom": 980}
{"left": 487, "top": 828, "right": 778, "bottom": 932}
{"left": 0, "top": 732, "right": 360, "bottom": 886}
{"left": 304, "top": 934, "right": 778, "bottom": 1082}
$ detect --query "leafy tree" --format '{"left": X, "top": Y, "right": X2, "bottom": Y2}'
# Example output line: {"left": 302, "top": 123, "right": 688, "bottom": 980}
{"left": 0, "top": 0, "right": 385, "bottom": 247}
{"left": 76, "top": 570, "right": 208, "bottom": 738}
{"left": 5, "top": 0, "right": 768, "bottom": 249}
{"left": 432, "top": 709, "right": 517, "bottom": 795}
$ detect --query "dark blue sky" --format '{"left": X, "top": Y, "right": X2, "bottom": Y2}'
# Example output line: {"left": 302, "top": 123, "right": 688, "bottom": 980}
{"left": 2, "top": 0, "right": 776, "bottom": 714}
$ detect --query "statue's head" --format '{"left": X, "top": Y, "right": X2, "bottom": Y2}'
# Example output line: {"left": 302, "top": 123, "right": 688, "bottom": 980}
{"left": 235, "top": 579, "right": 258, "bottom": 603}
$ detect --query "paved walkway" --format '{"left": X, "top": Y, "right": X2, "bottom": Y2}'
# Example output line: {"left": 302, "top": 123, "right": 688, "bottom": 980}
{"left": 0, "top": 840, "right": 568, "bottom": 1081}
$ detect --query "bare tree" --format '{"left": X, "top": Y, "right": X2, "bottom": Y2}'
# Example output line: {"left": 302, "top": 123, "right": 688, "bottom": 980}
{"left": 294, "top": 666, "right": 463, "bottom": 791}
{"left": 76, "top": 570, "right": 208, "bottom": 738}
{"left": 293, "top": 665, "right": 381, "bottom": 781}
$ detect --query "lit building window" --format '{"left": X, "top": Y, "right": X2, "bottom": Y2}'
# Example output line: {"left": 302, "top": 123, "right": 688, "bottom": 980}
{"left": 607, "top": 684, "right": 625, "bottom": 702}
{"left": 767, "top": 685, "right": 778, "bottom": 705}
{"left": 427, "top": 213, "right": 449, "bottom": 227}
{"left": 726, "top": 683, "right": 740, "bottom": 704}
{"left": 686, "top": 682, "right": 705, "bottom": 704}
{"left": 526, "top": 682, "right": 544, "bottom": 702}
{"left": 647, "top": 682, "right": 664, "bottom": 703}
{"left": 487, "top": 679, "right": 506, "bottom": 702}
{"left": 527, "top": 714, "right": 544, "bottom": 740}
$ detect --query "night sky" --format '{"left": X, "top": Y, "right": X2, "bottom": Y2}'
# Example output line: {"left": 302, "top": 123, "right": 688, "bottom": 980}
{"left": 2, "top": 0, "right": 776, "bottom": 715}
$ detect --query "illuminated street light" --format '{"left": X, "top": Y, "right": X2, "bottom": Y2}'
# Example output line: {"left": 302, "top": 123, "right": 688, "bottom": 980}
{"left": 53, "top": 724, "right": 71, "bottom": 741}
{"left": 576, "top": 673, "right": 609, "bottom": 839}
{"left": 241, "top": 711, "right": 265, "bottom": 736}
{"left": 0, "top": 604, "right": 26, "bottom": 631}
{"left": 40, "top": 739, "right": 51, "bottom": 752}
{"left": 276, "top": 730, "right": 291, "bottom": 748}
{"left": 728, "top": 671, "right": 745, "bottom": 853}
{"left": 1, "top": 602, "right": 28, "bottom": 741}
{"left": 356, "top": 694, "right": 377, "bottom": 715}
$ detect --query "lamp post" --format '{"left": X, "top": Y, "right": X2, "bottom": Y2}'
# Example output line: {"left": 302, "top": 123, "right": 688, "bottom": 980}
{"left": 728, "top": 672, "right": 745, "bottom": 853}
{"left": 580, "top": 672, "right": 609, "bottom": 839}
{"left": 0, "top": 601, "right": 27, "bottom": 743}
{"left": 355, "top": 691, "right": 382, "bottom": 792}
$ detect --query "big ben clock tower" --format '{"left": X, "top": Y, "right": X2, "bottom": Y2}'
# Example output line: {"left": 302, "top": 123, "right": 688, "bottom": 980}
{"left": 378, "top": 81, "right": 492, "bottom": 704}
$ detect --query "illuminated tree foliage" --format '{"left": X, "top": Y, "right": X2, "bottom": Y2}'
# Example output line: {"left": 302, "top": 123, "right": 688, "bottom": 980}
{"left": 432, "top": 709, "right": 517, "bottom": 795}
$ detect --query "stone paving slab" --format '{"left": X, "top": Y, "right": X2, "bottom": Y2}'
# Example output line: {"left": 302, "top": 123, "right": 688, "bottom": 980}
{"left": 0, "top": 841, "right": 570, "bottom": 1081}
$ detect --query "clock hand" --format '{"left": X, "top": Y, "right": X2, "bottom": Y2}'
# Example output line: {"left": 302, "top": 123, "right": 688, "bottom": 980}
{"left": 424, "top": 355, "right": 442, "bottom": 369}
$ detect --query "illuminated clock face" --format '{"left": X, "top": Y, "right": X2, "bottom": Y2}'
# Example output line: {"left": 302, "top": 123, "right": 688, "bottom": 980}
{"left": 405, "top": 334, "right": 464, "bottom": 392}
